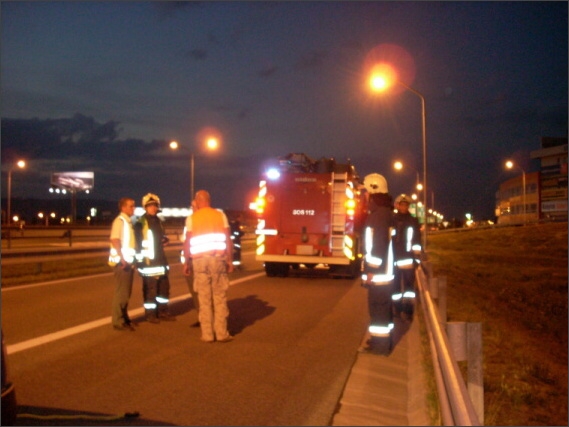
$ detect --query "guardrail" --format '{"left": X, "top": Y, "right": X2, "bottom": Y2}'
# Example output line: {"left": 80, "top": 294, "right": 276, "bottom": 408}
{"left": 416, "top": 261, "right": 481, "bottom": 426}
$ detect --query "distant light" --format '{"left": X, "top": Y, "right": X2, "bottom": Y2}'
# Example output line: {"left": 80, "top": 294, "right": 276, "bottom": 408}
{"left": 266, "top": 168, "right": 280, "bottom": 180}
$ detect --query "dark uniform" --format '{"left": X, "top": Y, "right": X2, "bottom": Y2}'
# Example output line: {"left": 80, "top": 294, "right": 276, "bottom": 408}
{"left": 361, "top": 175, "right": 395, "bottom": 351}
{"left": 135, "top": 194, "right": 175, "bottom": 323}
{"left": 392, "top": 195, "right": 422, "bottom": 319}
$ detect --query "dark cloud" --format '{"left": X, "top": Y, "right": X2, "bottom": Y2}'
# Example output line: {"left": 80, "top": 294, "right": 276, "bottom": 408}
{"left": 188, "top": 48, "right": 208, "bottom": 60}
{"left": 296, "top": 50, "right": 328, "bottom": 70}
{"left": 257, "top": 64, "right": 278, "bottom": 78}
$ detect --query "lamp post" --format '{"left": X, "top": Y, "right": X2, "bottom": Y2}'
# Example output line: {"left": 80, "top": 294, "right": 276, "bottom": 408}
{"left": 170, "top": 136, "right": 219, "bottom": 202}
{"left": 370, "top": 74, "right": 428, "bottom": 250}
{"left": 505, "top": 160, "right": 526, "bottom": 224}
{"left": 6, "top": 159, "right": 26, "bottom": 227}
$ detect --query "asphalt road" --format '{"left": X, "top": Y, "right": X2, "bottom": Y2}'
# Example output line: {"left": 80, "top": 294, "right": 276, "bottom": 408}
{"left": 2, "top": 252, "right": 371, "bottom": 426}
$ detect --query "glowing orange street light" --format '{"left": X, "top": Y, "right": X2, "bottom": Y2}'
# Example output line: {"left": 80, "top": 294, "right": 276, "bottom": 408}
{"left": 370, "top": 66, "right": 428, "bottom": 250}
{"left": 393, "top": 160, "right": 422, "bottom": 193}
{"left": 505, "top": 160, "right": 527, "bottom": 224}
{"left": 170, "top": 134, "right": 222, "bottom": 201}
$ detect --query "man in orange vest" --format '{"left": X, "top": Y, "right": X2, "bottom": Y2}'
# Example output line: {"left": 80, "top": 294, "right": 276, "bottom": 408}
{"left": 186, "top": 190, "right": 234, "bottom": 343}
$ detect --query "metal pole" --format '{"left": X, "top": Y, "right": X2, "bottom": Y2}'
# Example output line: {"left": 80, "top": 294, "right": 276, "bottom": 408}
{"left": 191, "top": 152, "right": 195, "bottom": 201}
{"left": 7, "top": 169, "right": 12, "bottom": 249}
{"left": 522, "top": 170, "right": 526, "bottom": 224}
{"left": 7, "top": 169, "right": 12, "bottom": 227}
{"left": 398, "top": 81, "right": 427, "bottom": 251}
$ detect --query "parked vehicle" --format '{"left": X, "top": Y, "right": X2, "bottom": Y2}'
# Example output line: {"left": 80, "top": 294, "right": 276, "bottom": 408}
{"left": 254, "top": 153, "right": 366, "bottom": 278}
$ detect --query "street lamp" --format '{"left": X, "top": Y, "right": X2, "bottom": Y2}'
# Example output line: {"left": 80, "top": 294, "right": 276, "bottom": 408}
{"left": 505, "top": 160, "right": 526, "bottom": 224}
{"left": 370, "top": 70, "right": 428, "bottom": 250}
{"left": 393, "top": 160, "right": 423, "bottom": 193}
{"left": 170, "top": 136, "right": 220, "bottom": 202}
{"left": 6, "top": 159, "right": 26, "bottom": 226}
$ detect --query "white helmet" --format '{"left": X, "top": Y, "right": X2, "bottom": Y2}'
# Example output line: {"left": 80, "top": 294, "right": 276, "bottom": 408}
{"left": 363, "top": 173, "right": 388, "bottom": 194}
{"left": 394, "top": 194, "right": 411, "bottom": 205}
{"left": 142, "top": 193, "right": 161, "bottom": 208}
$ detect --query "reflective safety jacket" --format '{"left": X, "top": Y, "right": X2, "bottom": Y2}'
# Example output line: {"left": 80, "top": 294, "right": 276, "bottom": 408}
{"left": 134, "top": 213, "right": 169, "bottom": 277}
{"left": 188, "top": 207, "right": 228, "bottom": 258}
{"left": 392, "top": 212, "right": 422, "bottom": 269}
{"left": 108, "top": 214, "right": 135, "bottom": 267}
{"left": 361, "top": 194, "right": 395, "bottom": 286}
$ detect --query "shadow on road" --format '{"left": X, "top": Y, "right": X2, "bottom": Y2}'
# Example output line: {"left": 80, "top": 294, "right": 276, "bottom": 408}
{"left": 228, "top": 294, "right": 276, "bottom": 335}
{"left": 14, "top": 405, "right": 175, "bottom": 426}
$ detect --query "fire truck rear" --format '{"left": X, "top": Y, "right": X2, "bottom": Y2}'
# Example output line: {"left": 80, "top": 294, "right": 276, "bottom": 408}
{"left": 255, "top": 153, "right": 365, "bottom": 278}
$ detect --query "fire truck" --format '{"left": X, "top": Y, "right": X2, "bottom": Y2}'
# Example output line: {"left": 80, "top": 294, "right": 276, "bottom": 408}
{"left": 254, "top": 153, "right": 366, "bottom": 278}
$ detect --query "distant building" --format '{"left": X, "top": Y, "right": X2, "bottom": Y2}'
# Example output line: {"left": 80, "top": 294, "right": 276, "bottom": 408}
{"left": 495, "top": 171, "right": 540, "bottom": 224}
{"left": 531, "top": 137, "right": 568, "bottom": 221}
{"left": 495, "top": 137, "right": 567, "bottom": 224}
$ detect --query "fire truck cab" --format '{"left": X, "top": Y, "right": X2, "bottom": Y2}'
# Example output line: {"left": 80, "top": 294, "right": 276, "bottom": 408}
{"left": 255, "top": 153, "right": 366, "bottom": 278}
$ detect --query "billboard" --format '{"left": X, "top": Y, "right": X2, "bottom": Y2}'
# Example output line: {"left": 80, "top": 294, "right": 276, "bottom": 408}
{"left": 51, "top": 171, "right": 94, "bottom": 191}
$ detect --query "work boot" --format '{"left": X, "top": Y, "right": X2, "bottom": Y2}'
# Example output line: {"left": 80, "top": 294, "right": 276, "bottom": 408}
{"left": 145, "top": 310, "right": 160, "bottom": 324}
{"left": 158, "top": 304, "right": 176, "bottom": 321}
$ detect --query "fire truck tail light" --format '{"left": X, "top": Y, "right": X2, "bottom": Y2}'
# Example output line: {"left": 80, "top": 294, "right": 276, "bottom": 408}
{"left": 255, "top": 197, "right": 266, "bottom": 214}
{"left": 345, "top": 198, "right": 356, "bottom": 217}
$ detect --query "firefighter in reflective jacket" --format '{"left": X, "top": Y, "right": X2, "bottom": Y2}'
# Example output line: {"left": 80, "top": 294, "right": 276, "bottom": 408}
{"left": 392, "top": 194, "right": 422, "bottom": 319}
{"left": 361, "top": 173, "right": 395, "bottom": 349}
{"left": 134, "top": 193, "right": 175, "bottom": 323}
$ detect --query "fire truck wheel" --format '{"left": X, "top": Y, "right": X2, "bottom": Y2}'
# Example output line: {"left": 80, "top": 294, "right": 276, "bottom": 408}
{"left": 264, "top": 262, "right": 289, "bottom": 277}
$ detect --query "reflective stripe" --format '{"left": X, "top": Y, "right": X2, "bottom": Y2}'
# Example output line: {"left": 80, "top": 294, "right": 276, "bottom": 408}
{"left": 406, "top": 226, "right": 413, "bottom": 252}
{"left": 189, "top": 233, "right": 227, "bottom": 255}
{"left": 369, "top": 323, "right": 394, "bottom": 337}
{"left": 137, "top": 265, "right": 168, "bottom": 277}
{"left": 403, "top": 291, "right": 416, "bottom": 299}
{"left": 140, "top": 229, "right": 155, "bottom": 260}
{"left": 364, "top": 227, "right": 383, "bottom": 266}
{"left": 156, "top": 296, "right": 169, "bottom": 304}
{"left": 144, "top": 302, "right": 157, "bottom": 309}
{"left": 395, "top": 258, "right": 414, "bottom": 267}
{"left": 392, "top": 293, "right": 403, "bottom": 301}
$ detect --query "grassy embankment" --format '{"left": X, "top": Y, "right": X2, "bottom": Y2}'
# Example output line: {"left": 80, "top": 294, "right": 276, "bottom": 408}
{"left": 426, "top": 222, "right": 567, "bottom": 426}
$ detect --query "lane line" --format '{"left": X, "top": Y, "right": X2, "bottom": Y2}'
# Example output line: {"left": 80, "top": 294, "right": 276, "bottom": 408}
{"left": 6, "top": 271, "right": 266, "bottom": 355}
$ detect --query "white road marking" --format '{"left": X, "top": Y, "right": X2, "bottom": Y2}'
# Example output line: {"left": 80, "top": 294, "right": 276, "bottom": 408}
{"left": 6, "top": 271, "right": 266, "bottom": 355}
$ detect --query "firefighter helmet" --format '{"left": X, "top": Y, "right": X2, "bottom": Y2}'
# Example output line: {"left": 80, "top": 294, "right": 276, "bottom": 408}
{"left": 142, "top": 193, "right": 161, "bottom": 208}
{"left": 363, "top": 173, "right": 388, "bottom": 194}
{"left": 394, "top": 194, "right": 411, "bottom": 205}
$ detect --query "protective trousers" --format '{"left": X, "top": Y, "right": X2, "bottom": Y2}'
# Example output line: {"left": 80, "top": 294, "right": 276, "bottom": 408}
{"left": 367, "top": 283, "right": 394, "bottom": 339}
{"left": 143, "top": 275, "right": 171, "bottom": 317}
{"left": 193, "top": 256, "right": 231, "bottom": 342}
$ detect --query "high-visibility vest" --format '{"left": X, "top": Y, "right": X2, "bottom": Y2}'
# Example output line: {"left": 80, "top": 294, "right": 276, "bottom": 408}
{"left": 136, "top": 215, "right": 168, "bottom": 277}
{"left": 189, "top": 207, "right": 227, "bottom": 257}
{"left": 108, "top": 215, "right": 135, "bottom": 267}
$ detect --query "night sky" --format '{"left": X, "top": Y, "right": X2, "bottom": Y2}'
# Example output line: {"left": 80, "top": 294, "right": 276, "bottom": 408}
{"left": 2, "top": 1, "right": 567, "bottom": 221}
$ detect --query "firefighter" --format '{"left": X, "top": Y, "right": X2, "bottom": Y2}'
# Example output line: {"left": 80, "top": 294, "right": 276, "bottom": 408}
{"left": 392, "top": 194, "right": 422, "bottom": 320}
{"left": 134, "top": 193, "right": 176, "bottom": 323}
{"left": 361, "top": 173, "right": 395, "bottom": 351}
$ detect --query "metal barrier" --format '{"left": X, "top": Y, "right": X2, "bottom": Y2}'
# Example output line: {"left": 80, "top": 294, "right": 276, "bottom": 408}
{"left": 416, "top": 262, "right": 481, "bottom": 426}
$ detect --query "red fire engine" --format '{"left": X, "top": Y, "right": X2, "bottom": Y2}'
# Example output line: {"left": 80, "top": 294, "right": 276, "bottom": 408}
{"left": 254, "top": 153, "right": 366, "bottom": 278}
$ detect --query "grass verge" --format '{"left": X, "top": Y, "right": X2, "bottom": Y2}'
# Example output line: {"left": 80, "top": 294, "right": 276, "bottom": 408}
{"left": 426, "top": 222, "right": 567, "bottom": 426}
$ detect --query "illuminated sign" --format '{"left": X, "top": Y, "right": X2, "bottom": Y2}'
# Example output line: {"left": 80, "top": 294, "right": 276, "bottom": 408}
{"left": 51, "top": 171, "right": 94, "bottom": 190}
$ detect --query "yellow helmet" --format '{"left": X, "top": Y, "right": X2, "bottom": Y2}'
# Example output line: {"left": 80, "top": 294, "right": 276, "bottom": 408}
{"left": 142, "top": 193, "right": 161, "bottom": 208}
{"left": 363, "top": 173, "right": 388, "bottom": 194}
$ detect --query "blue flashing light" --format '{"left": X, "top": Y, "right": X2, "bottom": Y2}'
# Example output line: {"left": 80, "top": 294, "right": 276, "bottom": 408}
{"left": 266, "top": 168, "right": 281, "bottom": 180}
